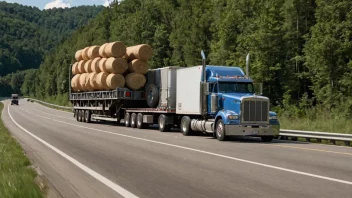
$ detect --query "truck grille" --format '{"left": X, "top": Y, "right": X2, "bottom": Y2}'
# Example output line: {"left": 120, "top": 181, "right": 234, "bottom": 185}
{"left": 242, "top": 99, "right": 269, "bottom": 123}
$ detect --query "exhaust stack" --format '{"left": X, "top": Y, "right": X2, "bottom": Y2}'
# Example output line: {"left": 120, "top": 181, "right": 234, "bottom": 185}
{"left": 201, "top": 50, "right": 207, "bottom": 117}
{"left": 246, "top": 53, "right": 250, "bottom": 77}
{"left": 201, "top": 50, "right": 206, "bottom": 82}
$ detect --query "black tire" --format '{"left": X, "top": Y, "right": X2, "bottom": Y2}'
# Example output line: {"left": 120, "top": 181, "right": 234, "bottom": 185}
{"left": 116, "top": 112, "right": 121, "bottom": 124}
{"left": 215, "top": 119, "right": 227, "bottom": 141}
{"left": 78, "top": 110, "right": 83, "bottom": 122}
{"left": 76, "top": 110, "right": 80, "bottom": 122}
{"left": 146, "top": 84, "right": 159, "bottom": 108}
{"left": 84, "top": 110, "right": 91, "bottom": 123}
{"left": 158, "top": 114, "right": 170, "bottom": 132}
{"left": 180, "top": 116, "right": 193, "bottom": 136}
{"left": 131, "top": 113, "right": 137, "bottom": 128}
{"left": 261, "top": 136, "right": 274, "bottom": 142}
{"left": 124, "top": 113, "right": 131, "bottom": 127}
{"left": 137, "top": 113, "right": 147, "bottom": 129}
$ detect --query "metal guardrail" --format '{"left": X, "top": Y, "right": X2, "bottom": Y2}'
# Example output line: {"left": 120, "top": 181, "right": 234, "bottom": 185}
{"left": 26, "top": 98, "right": 351, "bottom": 146}
{"left": 279, "top": 129, "right": 352, "bottom": 146}
{"left": 27, "top": 98, "right": 73, "bottom": 110}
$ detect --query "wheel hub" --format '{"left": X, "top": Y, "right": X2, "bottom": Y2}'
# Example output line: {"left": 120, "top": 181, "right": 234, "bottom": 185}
{"left": 217, "top": 123, "right": 223, "bottom": 137}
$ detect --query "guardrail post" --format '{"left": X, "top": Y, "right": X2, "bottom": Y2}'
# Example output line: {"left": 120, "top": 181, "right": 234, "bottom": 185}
{"left": 330, "top": 140, "right": 336, "bottom": 145}
{"left": 316, "top": 139, "right": 321, "bottom": 143}
{"left": 306, "top": 138, "right": 311, "bottom": 142}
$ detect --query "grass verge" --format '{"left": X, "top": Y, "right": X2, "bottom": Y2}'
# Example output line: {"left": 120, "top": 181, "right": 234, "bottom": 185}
{"left": 279, "top": 116, "right": 352, "bottom": 134}
{"left": 0, "top": 102, "right": 44, "bottom": 198}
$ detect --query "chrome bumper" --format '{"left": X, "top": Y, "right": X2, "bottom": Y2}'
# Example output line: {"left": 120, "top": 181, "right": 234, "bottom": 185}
{"left": 225, "top": 124, "right": 280, "bottom": 136}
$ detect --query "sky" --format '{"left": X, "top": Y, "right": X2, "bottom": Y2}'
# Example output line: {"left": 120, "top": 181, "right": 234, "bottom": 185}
{"left": 3, "top": 0, "right": 113, "bottom": 10}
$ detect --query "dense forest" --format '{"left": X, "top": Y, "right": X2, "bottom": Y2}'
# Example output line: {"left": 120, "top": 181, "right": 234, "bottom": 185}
{"left": 0, "top": 1, "right": 103, "bottom": 77}
{"left": 1, "top": 0, "right": 352, "bottom": 131}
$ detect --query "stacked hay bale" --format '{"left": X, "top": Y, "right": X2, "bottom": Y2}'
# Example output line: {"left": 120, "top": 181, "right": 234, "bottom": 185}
{"left": 71, "top": 42, "right": 153, "bottom": 92}
{"left": 123, "top": 44, "right": 153, "bottom": 90}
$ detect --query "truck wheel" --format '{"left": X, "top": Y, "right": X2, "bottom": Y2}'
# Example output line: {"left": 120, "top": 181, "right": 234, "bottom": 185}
{"left": 261, "top": 136, "right": 274, "bottom": 142}
{"left": 137, "top": 113, "right": 147, "bottom": 129}
{"left": 146, "top": 84, "right": 159, "bottom": 108}
{"left": 78, "top": 110, "right": 83, "bottom": 122}
{"left": 158, "top": 114, "right": 170, "bottom": 132}
{"left": 84, "top": 110, "right": 91, "bottom": 123}
{"left": 180, "top": 116, "right": 193, "bottom": 136}
{"left": 124, "top": 113, "right": 131, "bottom": 127}
{"left": 131, "top": 113, "right": 137, "bottom": 128}
{"left": 216, "top": 119, "right": 227, "bottom": 141}
{"left": 76, "top": 110, "right": 80, "bottom": 122}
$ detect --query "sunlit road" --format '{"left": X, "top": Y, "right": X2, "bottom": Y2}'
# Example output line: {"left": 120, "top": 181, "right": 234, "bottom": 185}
{"left": 2, "top": 99, "right": 352, "bottom": 198}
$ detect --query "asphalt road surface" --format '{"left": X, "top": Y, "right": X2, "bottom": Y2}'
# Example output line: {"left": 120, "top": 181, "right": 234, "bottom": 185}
{"left": 2, "top": 99, "right": 352, "bottom": 198}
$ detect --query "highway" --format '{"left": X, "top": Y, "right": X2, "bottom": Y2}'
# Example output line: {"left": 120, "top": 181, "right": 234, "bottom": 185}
{"left": 2, "top": 99, "right": 352, "bottom": 198}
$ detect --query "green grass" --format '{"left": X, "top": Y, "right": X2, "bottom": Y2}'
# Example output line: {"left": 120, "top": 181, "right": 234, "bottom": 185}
{"left": 279, "top": 116, "right": 352, "bottom": 134}
{"left": 0, "top": 103, "right": 44, "bottom": 198}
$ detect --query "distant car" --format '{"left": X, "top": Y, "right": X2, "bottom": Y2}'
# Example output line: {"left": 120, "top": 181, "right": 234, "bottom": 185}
{"left": 11, "top": 94, "right": 19, "bottom": 105}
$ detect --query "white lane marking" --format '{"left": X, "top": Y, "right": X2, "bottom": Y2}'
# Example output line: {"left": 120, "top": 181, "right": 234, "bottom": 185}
{"left": 26, "top": 99, "right": 352, "bottom": 150}
{"left": 18, "top": 106, "right": 352, "bottom": 156}
{"left": 24, "top": 106, "right": 74, "bottom": 120}
{"left": 19, "top": 108, "right": 352, "bottom": 186}
{"left": 8, "top": 106, "right": 139, "bottom": 198}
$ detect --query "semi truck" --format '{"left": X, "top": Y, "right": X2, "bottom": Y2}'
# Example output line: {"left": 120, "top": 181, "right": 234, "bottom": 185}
{"left": 69, "top": 52, "right": 280, "bottom": 142}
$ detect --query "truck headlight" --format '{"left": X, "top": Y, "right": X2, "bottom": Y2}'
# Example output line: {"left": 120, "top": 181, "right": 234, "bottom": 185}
{"left": 228, "top": 115, "right": 239, "bottom": 120}
{"left": 270, "top": 115, "right": 278, "bottom": 120}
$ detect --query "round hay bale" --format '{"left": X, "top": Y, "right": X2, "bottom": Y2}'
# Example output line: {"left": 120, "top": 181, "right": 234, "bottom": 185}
{"left": 88, "top": 72, "right": 99, "bottom": 90}
{"left": 91, "top": 57, "right": 101, "bottom": 73}
{"left": 122, "top": 53, "right": 129, "bottom": 61}
{"left": 78, "top": 60, "right": 87, "bottom": 73}
{"left": 75, "top": 49, "right": 83, "bottom": 61}
{"left": 106, "top": 74, "right": 125, "bottom": 90}
{"left": 87, "top": 45, "right": 100, "bottom": 59}
{"left": 71, "top": 74, "right": 81, "bottom": 91}
{"left": 79, "top": 73, "right": 90, "bottom": 91}
{"left": 85, "top": 73, "right": 94, "bottom": 92}
{"left": 84, "top": 60, "right": 93, "bottom": 73}
{"left": 99, "top": 43, "right": 109, "bottom": 58}
{"left": 96, "top": 72, "right": 109, "bottom": 90}
{"left": 126, "top": 44, "right": 153, "bottom": 61}
{"left": 72, "top": 62, "right": 80, "bottom": 75}
{"left": 105, "top": 57, "right": 128, "bottom": 74}
{"left": 98, "top": 58, "right": 108, "bottom": 72}
{"left": 104, "top": 41, "right": 126, "bottom": 58}
{"left": 82, "top": 47, "right": 90, "bottom": 60}
{"left": 128, "top": 59, "right": 149, "bottom": 74}
{"left": 125, "top": 73, "right": 146, "bottom": 90}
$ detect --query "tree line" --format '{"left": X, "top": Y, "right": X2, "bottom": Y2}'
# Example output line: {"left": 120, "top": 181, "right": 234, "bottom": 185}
{"left": 0, "top": 2, "right": 103, "bottom": 77}
{"left": 1, "top": 0, "right": 352, "bottom": 118}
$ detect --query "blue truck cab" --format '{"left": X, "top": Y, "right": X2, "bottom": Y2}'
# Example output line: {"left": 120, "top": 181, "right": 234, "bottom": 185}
{"left": 205, "top": 66, "right": 280, "bottom": 141}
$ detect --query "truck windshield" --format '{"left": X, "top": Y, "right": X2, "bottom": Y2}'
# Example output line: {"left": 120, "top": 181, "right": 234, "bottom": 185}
{"left": 218, "top": 82, "right": 254, "bottom": 93}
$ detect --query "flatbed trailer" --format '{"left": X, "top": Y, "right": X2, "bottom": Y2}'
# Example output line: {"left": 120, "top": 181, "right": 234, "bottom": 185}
{"left": 69, "top": 53, "right": 280, "bottom": 142}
